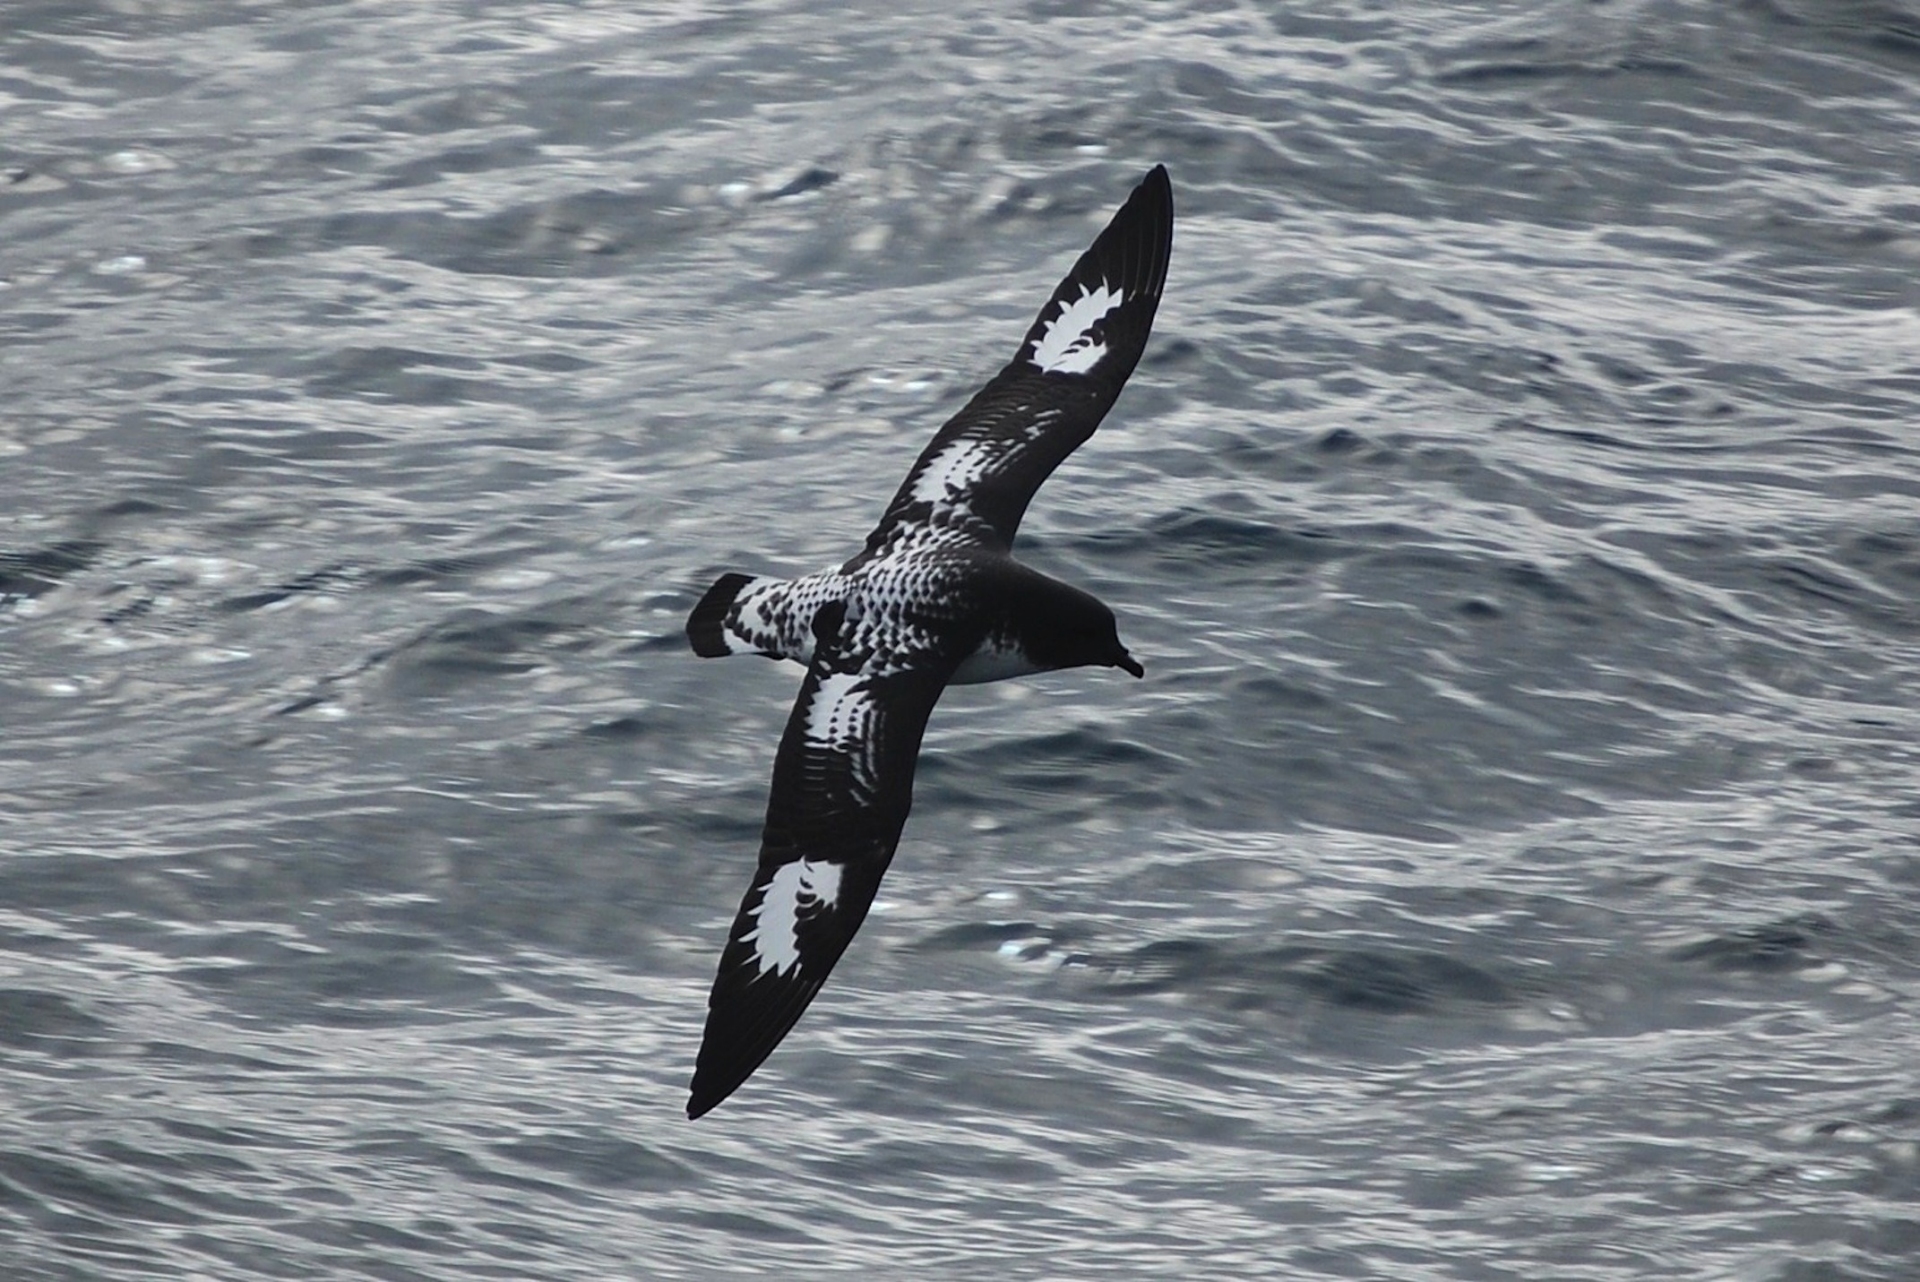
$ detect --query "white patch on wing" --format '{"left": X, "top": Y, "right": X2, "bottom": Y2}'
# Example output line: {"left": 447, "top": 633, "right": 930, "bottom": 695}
{"left": 804, "top": 671, "right": 869, "bottom": 748}
{"left": 909, "top": 439, "right": 998, "bottom": 504}
{"left": 742, "top": 858, "right": 845, "bottom": 976}
{"left": 1031, "top": 281, "right": 1125, "bottom": 374}
{"left": 1021, "top": 407, "right": 1059, "bottom": 439}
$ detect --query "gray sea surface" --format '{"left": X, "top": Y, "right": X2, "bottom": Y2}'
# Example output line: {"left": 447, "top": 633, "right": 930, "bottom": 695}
{"left": 4, "top": 1, "right": 1919, "bottom": 1278}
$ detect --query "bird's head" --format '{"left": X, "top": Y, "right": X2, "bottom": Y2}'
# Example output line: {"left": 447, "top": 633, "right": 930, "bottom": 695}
{"left": 1023, "top": 583, "right": 1142, "bottom": 679}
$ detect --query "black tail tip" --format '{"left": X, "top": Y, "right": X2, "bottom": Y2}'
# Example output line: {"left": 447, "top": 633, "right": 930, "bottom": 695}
{"left": 686, "top": 572, "right": 755, "bottom": 657}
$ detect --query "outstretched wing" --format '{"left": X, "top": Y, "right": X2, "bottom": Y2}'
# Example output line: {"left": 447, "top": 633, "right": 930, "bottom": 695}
{"left": 859, "top": 165, "right": 1173, "bottom": 558}
{"left": 687, "top": 608, "right": 957, "bottom": 1118}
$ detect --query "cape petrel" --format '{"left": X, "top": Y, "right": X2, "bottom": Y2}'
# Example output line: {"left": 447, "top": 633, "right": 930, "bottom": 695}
{"left": 684, "top": 165, "right": 1173, "bottom": 1118}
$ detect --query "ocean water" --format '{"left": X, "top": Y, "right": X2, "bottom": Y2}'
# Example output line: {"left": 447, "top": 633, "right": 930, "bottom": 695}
{"left": 3, "top": 1, "right": 1918, "bottom": 1277}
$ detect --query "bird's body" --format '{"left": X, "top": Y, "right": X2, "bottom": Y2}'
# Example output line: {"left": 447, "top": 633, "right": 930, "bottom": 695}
{"left": 685, "top": 166, "right": 1174, "bottom": 1119}
{"left": 688, "top": 552, "right": 1136, "bottom": 686}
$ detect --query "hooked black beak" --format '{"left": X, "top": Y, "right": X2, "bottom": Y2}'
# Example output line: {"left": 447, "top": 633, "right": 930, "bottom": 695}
{"left": 1114, "top": 650, "right": 1144, "bottom": 679}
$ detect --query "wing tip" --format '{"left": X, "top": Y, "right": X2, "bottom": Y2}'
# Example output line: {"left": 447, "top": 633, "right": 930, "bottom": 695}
{"left": 1127, "top": 163, "right": 1174, "bottom": 296}
{"left": 686, "top": 1029, "right": 762, "bottom": 1120}
{"left": 1080, "top": 162, "right": 1174, "bottom": 305}
{"left": 685, "top": 1083, "right": 724, "bottom": 1120}
{"left": 685, "top": 974, "right": 821, "bottom": 1121}
{"left": 1123, "top": 162, "right": 1172, "bottom": 225}
{"left": 1017, "top": 163, "right": 1173, "bottom": 371}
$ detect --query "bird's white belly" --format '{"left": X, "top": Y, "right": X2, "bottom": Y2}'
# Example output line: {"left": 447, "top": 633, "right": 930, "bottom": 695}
{"left": 950, "top": 635, "right": 1047, "bottom": 684}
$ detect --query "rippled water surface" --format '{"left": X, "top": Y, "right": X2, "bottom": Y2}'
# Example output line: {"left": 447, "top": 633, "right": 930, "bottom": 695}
{"left": 4, "top": 2, "right": 1919, "bottom": 1278}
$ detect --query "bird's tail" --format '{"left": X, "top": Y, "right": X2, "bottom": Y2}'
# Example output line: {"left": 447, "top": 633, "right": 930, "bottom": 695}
{"left": 686, "top": 572, "right": 762, "bottom": 657}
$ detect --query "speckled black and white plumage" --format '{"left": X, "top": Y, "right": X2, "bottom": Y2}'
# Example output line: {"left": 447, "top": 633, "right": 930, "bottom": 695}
{"left": 685, "top": 166, "right": 1173, "bottom": 1119}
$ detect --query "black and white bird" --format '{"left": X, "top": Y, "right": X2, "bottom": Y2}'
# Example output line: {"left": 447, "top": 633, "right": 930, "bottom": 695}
{"left": 684, "top": 166, "right": 1173, "bottom": 1118}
